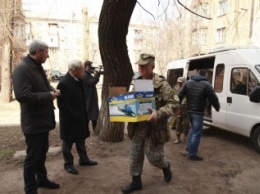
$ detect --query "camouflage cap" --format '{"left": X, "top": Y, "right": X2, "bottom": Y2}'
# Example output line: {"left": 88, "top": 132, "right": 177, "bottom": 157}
{"left": 177, "top": 77, "right": 185, "bottom": 83}
{"left": 135, "top": 53, "right": 155, "bottom": 65}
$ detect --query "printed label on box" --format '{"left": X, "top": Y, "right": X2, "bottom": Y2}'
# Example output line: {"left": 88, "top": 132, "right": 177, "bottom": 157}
{"left": 108, "top": 91, "right": 155, "bottom": 122}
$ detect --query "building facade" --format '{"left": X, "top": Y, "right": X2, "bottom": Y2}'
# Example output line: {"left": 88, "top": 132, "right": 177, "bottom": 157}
{"left": 186, "top": 0, "right": 260, "bottom": 57}
{"left": 24, "top": 9, "right": 88, "bottom": 71}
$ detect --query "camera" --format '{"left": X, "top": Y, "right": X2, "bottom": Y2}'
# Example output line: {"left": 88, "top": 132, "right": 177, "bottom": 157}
{"left": 90, "top": 65, "right": 104, "bottom": 75}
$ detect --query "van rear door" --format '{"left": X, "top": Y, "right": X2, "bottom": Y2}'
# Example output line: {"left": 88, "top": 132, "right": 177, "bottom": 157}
{"left": 210, "top": 55, "right": 228, "bottom": 129}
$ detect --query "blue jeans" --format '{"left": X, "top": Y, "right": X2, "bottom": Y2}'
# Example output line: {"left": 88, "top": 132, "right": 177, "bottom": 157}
{"left": 187, "top": 113, "right": 204, "bottom": 157}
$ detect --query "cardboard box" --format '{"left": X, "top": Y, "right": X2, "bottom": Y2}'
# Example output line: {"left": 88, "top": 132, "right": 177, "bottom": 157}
{"left": 108, "top": 80, "right": 155, "bottom": 122}
{"left": 108, "top": 91, "right": 156, "bottom": 122}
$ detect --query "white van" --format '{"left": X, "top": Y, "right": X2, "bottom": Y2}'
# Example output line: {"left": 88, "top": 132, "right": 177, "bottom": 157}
{"left": 166, "top": 47, "right": 260, "bottom": 153}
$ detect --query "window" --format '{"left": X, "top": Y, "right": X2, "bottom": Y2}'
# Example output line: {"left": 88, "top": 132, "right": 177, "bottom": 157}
{"left": 192, "top": 30, "right": 198, "bottom": 45}
{"left": 25, "top": 23, "right": 31, "bottom": 34}
{"left": 134, "top": 29, "right": 142, "bottom": 40}
{"left": 167, "top": 68, "right": 184, "bottom": 88}
{"left": 197, "top": 3, "right": 209, "bottom": 17}
{"left": 216, "top": 27, "right": 226, "bottom": 43}
{"left": 200, "top": 28, "right": 207, "bottom": 45}
{"left": 230, "top": 68, "right": 260, "bottom": 95}
{"left": 249, "top": 71, "right": 260, "bottom": 91}
{"left": 217, "top": 0, "right": 227, "bottom": 16}
{"left": 214, "top": 64, "right": 225, "bottom": 92}
{"left": 50, "top": 47, "right": 58, "bottom": 54}
{"left": 48, "top": 23, "right": 58, "bottom": 35}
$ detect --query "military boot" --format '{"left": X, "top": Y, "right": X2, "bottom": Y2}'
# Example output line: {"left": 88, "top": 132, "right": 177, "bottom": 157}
{"left": 163, "top": 162, "right": 172, "bottom": 182}
{"left": 174, "top": 135, "right": 181, "bottom": 144}
{"left": 121, "top": 175, "right": 142, "bottom": 194}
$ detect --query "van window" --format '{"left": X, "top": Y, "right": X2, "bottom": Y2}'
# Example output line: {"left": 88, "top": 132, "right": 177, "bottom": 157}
{"left": 249, "top": 71, "right": 260, "bottom": 92}
{"left": 230, "top": 68, "right": 260, "bottom": 95}
{"left": 214, "top": 64, "right": 225, "bottom": 92}
{"left": 167, "top": 68, "right": 184, "bottom": 88}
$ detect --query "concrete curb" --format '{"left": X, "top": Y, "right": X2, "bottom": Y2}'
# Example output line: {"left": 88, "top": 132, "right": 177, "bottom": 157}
{"left": 13, "top": 146, "right": 62, "bottom": 160}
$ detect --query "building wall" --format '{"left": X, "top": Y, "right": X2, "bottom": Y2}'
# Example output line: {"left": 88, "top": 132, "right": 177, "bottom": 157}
{"left": 185, "top": 0, "right": 260, "bottom": 58}
{"left": 24, "top": 15, "right": 86, "bottom": 71}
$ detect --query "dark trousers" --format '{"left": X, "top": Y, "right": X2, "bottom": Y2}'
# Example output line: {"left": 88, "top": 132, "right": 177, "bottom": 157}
{"left": 24, "top": 132, "right": 49, "bottom": 194}
{"left": 62, "top": 139, "right": 89, "bottom": 165}
{"left": 88, "top": 120, "right": 97, "bottom": 131}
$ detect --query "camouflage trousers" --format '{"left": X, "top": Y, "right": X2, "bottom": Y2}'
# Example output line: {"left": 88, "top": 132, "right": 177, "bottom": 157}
{"left": 175, "top": 116, "right": 190, "bottom": 136}
{"left": 129, "top": 130, "right": 168, "bottom": 176}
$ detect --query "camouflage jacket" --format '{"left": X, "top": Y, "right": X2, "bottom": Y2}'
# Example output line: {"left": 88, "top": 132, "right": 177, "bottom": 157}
{"left": 173, "top": 84, "right": 187, "bottom": 117}
{"left": 128, "top": 73, "right": 179, "bottom": 145}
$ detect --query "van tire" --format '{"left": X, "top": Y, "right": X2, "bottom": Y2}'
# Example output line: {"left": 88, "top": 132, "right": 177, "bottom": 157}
{"left": 251, "top": 126, "right": 260, "bottom": 154}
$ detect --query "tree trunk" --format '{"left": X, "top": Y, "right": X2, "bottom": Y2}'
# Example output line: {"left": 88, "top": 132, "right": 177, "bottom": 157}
{"left": 1, "top": 40, "right": 12, "bottom": 102}
{"left": 97, "top": 0, "right": 137, "bottom": 142}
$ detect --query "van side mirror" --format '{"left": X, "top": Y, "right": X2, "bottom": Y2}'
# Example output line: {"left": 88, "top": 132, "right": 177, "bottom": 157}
{"left": 249, "top": 86, "right": 260, "bottom": 103}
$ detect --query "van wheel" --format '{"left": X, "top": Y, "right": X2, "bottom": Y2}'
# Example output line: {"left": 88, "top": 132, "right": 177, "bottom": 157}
{"left": 251, "top": 126, "right": 260, "bottom": 153}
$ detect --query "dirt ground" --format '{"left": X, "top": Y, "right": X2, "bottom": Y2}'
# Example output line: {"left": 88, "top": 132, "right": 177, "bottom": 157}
{"left": 0, "top": 95, "right": 260, "bottom": 194}
{"left": 1, "top": 122, "right": 260, "bottom": 194}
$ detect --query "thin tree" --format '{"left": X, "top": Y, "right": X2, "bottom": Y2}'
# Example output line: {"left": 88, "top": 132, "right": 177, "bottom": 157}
{"left": 0, "top": 0, "right": 14, "bottom": 103}
{"left": 0, "top": 0, "right": 25, "bottom": 102}
{"left": 97, "top": 0, "right": 137, "bottom": 142}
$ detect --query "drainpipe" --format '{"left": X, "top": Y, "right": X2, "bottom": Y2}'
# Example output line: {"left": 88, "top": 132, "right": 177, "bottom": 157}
{"left": 249, "top": 0, "right": 255, "bottom": 39}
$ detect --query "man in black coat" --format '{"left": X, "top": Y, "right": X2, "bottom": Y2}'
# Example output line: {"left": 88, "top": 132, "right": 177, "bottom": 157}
{"left": 178, "top": 69, "right": 220, "bottom": 161}
{"left": 12, "top": 40, "right": 60, "bottom": 194}
{"left": 57, "top": 59, "right": 97, "bottom": 175}
{"left": 82, "top": 60, "right": 100, "bottom": 131}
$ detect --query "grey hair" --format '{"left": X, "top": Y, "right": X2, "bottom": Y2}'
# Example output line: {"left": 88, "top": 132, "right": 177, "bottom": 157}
{"left": 68, "top": 59, "right": 83, "bottom": 71}
{"left": 29, "top": 40, "right": 49, "bottom": 55}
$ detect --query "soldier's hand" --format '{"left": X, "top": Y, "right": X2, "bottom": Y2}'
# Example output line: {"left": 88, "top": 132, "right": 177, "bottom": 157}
{"left": 148, "top": 108, "right": 158, "bottom": 122}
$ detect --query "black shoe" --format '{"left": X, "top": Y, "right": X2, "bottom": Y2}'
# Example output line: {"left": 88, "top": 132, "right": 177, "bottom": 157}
{"left": 163, "top": 162, "right": 172, "bottom": 183}
{"left": 188, "top": 155, "right": 203, "bottom": 161}
{"left": 38, "top": 179, "right": 60, "bottom": 189}
{"left": 64, "top": 164, "right": 78, "bottom": 174}
{"left": 79, "top": 159, "right": 98, "bottom": 166}
{"left": 122, "top": 176, "right": 142, "bottom": 194}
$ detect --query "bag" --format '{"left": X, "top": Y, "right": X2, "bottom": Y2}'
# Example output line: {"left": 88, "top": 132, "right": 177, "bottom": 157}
{"left": 249, "top": 86, "right": 260, "bottom": 103}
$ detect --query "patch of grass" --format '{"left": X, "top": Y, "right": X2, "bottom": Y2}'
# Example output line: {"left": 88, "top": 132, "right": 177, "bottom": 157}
{"left": 0, "top": 149, "right": 14, "bottom": 161}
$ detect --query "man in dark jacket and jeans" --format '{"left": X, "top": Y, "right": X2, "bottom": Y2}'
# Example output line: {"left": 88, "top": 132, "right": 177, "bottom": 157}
{"left": 12, "top": 40, "right": 60, "bottom": 194}
{"left": 178, "top": 69, "right": 220, "bottom": 161}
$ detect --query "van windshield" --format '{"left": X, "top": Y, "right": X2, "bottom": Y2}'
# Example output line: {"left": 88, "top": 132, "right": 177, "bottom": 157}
{"left": 255, "top": 65, "right": 260, "bottom": 74}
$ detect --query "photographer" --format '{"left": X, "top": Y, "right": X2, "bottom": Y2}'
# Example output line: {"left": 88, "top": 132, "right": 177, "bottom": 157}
{"left": 82, "top": 60, "right": 100, "bottom": 132}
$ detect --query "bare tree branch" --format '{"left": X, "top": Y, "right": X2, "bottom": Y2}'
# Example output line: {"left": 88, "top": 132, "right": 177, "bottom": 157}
{"left": 176, "top": 0, "right": 212, "bottom": 20}
{"left": 137, "top": 1, "right": 155, "bottom": 20}
{"left": 157, "top": 0, "right": 171, "bottom": 19}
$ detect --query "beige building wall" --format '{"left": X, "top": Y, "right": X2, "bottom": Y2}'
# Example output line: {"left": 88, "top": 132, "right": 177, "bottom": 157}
{"left": 185, "top": 0, "right": 260, "bottom": 58}
{"left": 24, "top": 15, "right": 87, "bottom": 72}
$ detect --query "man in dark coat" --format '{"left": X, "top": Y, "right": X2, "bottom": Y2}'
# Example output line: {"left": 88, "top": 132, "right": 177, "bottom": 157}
{"left": 178, "top": 69, "right": 220, "bottom": 161}
{"left": 57, "top": 59, "right": 98, "bottom": 175}
{"left": 12, "top": 40, "right": 60, "bottom": 194}
{"left": 82, "top": 60, "right": 100, "bottom": 131}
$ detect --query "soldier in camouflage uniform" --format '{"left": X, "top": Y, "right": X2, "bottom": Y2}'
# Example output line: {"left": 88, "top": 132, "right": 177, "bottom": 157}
{"left": 173, "top": 77, "right": 190, "bottom": 144}
{"left": 122, "top": 54, "right": 179, "bottom": 194}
